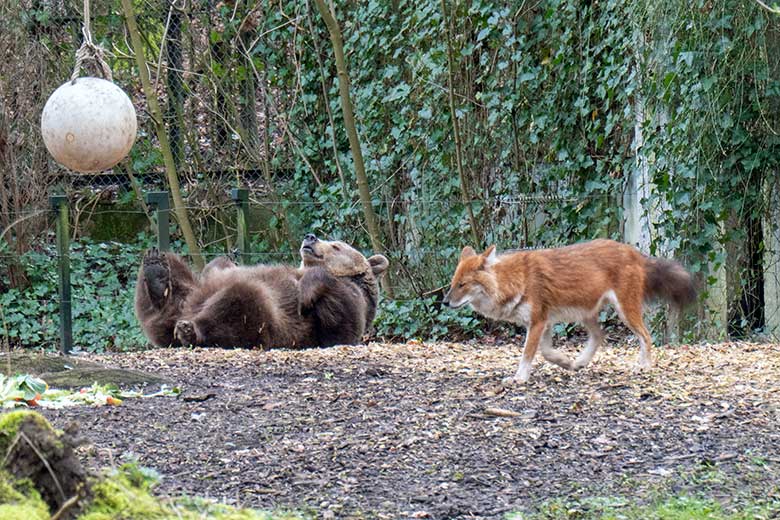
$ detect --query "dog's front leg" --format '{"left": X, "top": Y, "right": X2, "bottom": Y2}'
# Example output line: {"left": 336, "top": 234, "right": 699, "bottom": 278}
{"left": 504, "top": 319, "right": 547, "bottom": 385}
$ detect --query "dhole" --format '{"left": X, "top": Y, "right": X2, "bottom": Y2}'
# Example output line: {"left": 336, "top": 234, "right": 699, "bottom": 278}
{"left": 443, "top": 239, "right": 696, "bottom": 384}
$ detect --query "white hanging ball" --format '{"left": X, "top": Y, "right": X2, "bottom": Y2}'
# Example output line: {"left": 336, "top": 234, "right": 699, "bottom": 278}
{"left": 41, "top": 77, "right": 137, "bottom": 173}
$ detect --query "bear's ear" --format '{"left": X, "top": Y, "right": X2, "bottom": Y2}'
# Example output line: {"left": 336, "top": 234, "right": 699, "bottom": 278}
{"left": 368, "top": 254, "right": 389, "bottom": 276}
{"left": 460, "top": 246, "right": 476, "bottom": 261}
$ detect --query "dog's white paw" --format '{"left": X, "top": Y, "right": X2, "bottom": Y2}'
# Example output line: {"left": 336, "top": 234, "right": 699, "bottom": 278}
{"left": 572, "top": 358, "right": 589, "bottom": 370}
{"left": 501, "top": 376, "right": 526, "bottom": 386}
{"left": 633, "top": 359, "right": 653, "bottom": 372}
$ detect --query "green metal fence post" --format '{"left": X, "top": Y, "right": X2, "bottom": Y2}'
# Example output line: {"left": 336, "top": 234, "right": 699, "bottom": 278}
{"left": 145, "top": 191, "right": 170, "bottom": 252}
{"left": 50, "top": 195, "right": 72, "bottom": 355}
{"left": 230, "top": 188, "right": 249, "bottom": 264}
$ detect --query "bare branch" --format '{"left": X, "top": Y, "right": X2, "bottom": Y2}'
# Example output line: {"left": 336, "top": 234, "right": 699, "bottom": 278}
{"left": 752, "top": 0, "right": 780, "bottom": 13}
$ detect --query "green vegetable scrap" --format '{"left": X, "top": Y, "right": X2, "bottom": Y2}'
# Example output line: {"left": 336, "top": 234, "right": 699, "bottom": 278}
{"left": 0, "top": 374, "right": 48, "bottom": 408}
{"left": 0, "top": 374, "right": 180, "bottom": 409}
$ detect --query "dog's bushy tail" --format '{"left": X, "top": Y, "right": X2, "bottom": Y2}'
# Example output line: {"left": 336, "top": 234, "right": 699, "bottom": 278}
{"left": 643, "top": 257, "right": 697, "bottom": 308}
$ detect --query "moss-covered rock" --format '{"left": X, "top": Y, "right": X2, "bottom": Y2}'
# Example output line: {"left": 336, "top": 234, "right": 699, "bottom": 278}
{"left": 2, "top": 351, "right": 171, "bottom": 389}
{"left": 0, "top": 410, "right": 87, "bottom": 516}
{"left": 0, "top": 412, "right": 308, "bottom": 520}
{"left": 78, "top": 465, "right": 309, "bottom": 520}
{"left": 78, "top": 465, "right": 168, "bottom": 520}
{"left": 0, "top": 410, "right": 55, "bottom": 457}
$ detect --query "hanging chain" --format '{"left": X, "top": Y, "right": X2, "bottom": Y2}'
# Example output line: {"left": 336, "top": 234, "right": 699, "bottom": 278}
{"left": 71, "top": 0, "right": 113, "bottom": 82}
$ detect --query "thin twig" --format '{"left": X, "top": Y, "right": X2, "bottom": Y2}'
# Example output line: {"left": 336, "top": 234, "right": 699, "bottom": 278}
{"left": 0, "top": 210, "right": 47, "bottom": 244}
{"left": 0, "top": 301, "right": 10, "bottom": 375}
{"left": 752, "top": 0, "right": 780, "bottom": 14}
{"left": 3, "top": 431, "right": 67, "bottom": 503}
{"left": 19, "top": 431, "right": 67, "bottom": 503}
{"left": 50, "top": 495, "right": 80, "bottom": 520}
{"left": 154, "top": 0, "right": 178, "bottom": 92}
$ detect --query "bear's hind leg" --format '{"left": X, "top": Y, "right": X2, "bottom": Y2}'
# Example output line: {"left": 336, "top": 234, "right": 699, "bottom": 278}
{"left": 174, "top": 320, "right": 198, "bottom": 347}
{"left": 135, "top": 249, "right": 198, "bottom": 347}
{"left": 141, "top": 248, "right": 171, "bottom": 308}
{"left": 183, "top": 283, "right": 278, "bottom": 348}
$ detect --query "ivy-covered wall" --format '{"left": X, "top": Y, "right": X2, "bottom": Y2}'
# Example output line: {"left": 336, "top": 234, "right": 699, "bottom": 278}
{"left": 2, "top": 0, "right": 779, "bottom": 346}
{"left": 261, "top": 0, "right": 779, "bottom": 336}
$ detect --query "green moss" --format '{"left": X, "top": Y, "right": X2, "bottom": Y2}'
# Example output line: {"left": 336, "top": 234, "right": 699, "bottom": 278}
{"left": 0, "top": 471, "right": 49, "bottom": 520}
{"left": 76, "top": 465, "right": 310, "bottom": 520}
{"left": 170, "top": 499, "right": 310, "bottom": 520}
{"left": 87, "top": 202, "right": 149, "bottom": 243}
{"left": 78, "top": 467, "right": 168, "bottom": 520}
{"left": 512, "top": 495, "right": 780, "bottom": 520}
{"left": 0, "top": 503, "right": 49, "bottom": 520}
{"left": 0, "top": 410, "right": 54, "bottom": 457}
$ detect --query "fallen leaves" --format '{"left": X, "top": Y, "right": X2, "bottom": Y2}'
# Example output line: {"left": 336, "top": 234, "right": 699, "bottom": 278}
{"left": 35, "top": 340, "right": 780, "bottom": 519}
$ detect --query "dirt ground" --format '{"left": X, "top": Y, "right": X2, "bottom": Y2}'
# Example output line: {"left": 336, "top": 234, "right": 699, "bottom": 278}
{"left": 40, "top": 338, "right": 780, "bottom": 519}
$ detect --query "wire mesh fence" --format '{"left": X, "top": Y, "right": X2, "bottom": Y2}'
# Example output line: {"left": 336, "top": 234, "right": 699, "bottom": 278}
{"left": 1, "top": 192, "right": 620, "bottom": 352}
{"left": 2, "top": 0, "right": 779, "bottom": 352}
{"left": 3, "top": 182, "right": 780, "bottom": 352}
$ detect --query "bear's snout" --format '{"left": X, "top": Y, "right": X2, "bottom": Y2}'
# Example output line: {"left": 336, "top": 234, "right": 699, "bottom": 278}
{"left": 301, "top": 234, "right": 323, "bottom": 259}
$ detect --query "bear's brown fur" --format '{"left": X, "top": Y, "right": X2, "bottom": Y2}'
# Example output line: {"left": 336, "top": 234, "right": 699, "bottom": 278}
{"left": 134, "top": 234, "right": 389, "bottom": 349}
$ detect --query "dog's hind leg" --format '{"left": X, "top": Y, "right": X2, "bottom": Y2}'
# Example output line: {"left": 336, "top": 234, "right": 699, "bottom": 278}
{"left": 613, "top": 290, "right": 654, "bottom": 369}
{"left": 539, "top": 325, "right": 574, "bottom": 370}
{"left": 573, "top": 317, "right": 604, "bottom": 370}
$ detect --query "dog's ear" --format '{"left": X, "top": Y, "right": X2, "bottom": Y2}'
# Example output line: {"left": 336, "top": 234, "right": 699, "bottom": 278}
{"left": 368, "top": 254, "right": 389, "bottom": 276}
{"left": 482, "top": 245, "right": 498, "bottom": 267}
{"left": 460, "top": 246, "right": 476, "bottom": 261}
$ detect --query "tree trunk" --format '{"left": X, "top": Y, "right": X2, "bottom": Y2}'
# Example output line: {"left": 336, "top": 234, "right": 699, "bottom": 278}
{"left": 440, "top": 0, "right": 480, "bottom": 246}
{"left": 305, "top": 1, "right": 349, "bottom": 202}
{"left": 121, "top": 0, "right": 205, "bottom": 270}
{"left": 313, "top": 0, "right": 394, "bottom": 298}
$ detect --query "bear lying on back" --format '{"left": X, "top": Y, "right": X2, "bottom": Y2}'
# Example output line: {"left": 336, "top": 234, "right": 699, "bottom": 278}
{"left": 134, "top": 234, "right": 389, "bottom": 349}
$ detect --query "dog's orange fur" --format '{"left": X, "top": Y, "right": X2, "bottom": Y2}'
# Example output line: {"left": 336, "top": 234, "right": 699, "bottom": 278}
{"left": 444, "top": 239, "right": 695, "bottom": 383}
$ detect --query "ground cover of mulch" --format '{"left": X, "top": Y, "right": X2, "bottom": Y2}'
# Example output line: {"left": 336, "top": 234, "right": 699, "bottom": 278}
{"left": 39, "top": 339, "right": 780, "bottom": 519}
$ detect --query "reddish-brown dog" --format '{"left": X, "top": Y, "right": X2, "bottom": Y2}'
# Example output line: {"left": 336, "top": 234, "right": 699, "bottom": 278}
{"left": 444, "top": 239, "right": 695, "bottom": 384}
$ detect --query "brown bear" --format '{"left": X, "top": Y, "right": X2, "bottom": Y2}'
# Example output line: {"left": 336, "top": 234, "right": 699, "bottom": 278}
{"left": 134, "top": 234, "right": 389, "bottom": 349}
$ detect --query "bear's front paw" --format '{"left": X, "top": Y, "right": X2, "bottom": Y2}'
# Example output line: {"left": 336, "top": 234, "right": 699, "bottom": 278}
{"left": 297, "top": 297, "right": 316, "bottom": 317}
{"left": 297, "top": 283, "right": 321, "bottom": 315}
{"left": 174, "top": 320, "right": 197, "bottom": 347}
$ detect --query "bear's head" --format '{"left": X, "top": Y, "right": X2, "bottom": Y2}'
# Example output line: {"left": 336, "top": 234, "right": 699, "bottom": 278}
{"left": 298, "top": 234, "right": 389, "bottom": 343}
{"left": 299, "top": 234, "right": 388, "bottom": 280}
